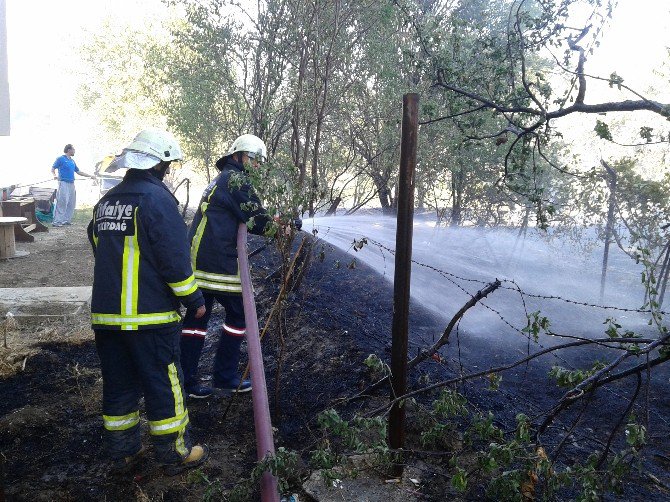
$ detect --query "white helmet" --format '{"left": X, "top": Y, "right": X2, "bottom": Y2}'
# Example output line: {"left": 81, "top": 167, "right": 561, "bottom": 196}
{"left": 126, "top": 128, "right": 183, "bottom": 162}
{"left": 224, "top": 134, "right": 267, "bottom": 163}
{"left": 107, "top": 128, "right": 183, "bottom": 172}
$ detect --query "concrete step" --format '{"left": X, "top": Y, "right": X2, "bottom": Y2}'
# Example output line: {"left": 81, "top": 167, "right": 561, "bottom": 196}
{"left": 0, "top": 286, "right": 91, "bottom": 324}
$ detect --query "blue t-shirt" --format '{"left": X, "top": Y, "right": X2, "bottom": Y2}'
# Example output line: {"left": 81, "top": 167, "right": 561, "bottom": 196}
{"left": 52, "top": 155, "right": 79, "bottom": 182}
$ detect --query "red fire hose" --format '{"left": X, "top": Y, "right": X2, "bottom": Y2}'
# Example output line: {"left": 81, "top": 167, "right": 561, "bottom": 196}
{"left": 237, "top": 223, "right": 280, "bottom": 502}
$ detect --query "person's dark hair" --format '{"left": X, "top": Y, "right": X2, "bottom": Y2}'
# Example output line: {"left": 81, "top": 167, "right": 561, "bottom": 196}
{"left": 63, "top": 144, "right": 74, "bottom": 153}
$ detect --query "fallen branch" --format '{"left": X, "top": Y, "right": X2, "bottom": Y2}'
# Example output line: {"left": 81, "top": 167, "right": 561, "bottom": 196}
{"left": 367, "top": 336, "right": 664, "bottom": 417}
{"left": 537, "top": 334, "right": 670, "bottom": 438}
{"left": 353, "top": 280, "right": 501, "bottom": 400}
{"left": 408, "top": 280, "right": 501, "bottom": 370}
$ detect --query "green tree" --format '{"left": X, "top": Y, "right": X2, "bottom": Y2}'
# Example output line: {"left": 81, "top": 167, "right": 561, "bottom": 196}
{"left": 77, "top": 19, "right": 166, "bottom": 148}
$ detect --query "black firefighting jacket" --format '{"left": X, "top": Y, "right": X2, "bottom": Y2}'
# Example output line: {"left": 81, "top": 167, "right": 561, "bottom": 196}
{"left": 189, "top": 156, "right": 271, "bottom": 294}
{"left": 87, "top": 169, "right": 204, "bottom": 331}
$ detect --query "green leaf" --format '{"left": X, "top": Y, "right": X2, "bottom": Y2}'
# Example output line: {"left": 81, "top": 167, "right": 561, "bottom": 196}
{"left": 608, "top": 72, "right": 624, "bottom": 90}
{"left": 594, "top": 120, "right": 613, "bottom": 141}
{"left": 452, "top": 467, "right": 468, "bottom": 492}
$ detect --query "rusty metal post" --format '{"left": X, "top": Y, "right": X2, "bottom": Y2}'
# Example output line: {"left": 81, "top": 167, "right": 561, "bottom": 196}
{"left": 389, "top": 93, "right": 419, "bottom": 476}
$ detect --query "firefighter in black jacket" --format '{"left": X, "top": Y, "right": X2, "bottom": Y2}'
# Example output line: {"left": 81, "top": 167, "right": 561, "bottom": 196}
{"left": 180, "top": 134, "right": 273, "bottom": 398}
{"left": 88, "top": 128, "right": 209, "bottom": 474}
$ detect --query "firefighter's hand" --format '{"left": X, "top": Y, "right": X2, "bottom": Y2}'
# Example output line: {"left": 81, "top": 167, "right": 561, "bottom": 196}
{"left": 194, "top": 305, "right": 206, "bottom": 318}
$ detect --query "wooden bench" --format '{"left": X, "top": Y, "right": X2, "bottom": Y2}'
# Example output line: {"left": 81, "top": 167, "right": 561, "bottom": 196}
{"left": 0, "top": 217, "right": 29, "bottom": 259}
{"left": 1, "top": 199, "right": 49, "bottom": 242}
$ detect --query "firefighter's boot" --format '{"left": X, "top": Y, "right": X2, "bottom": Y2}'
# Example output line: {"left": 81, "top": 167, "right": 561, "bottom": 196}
{"left": 213, "top": 333, "right": 252, "bottom": 393}
{"left": 164, "top": 444, "right": 210, "bottom": 476}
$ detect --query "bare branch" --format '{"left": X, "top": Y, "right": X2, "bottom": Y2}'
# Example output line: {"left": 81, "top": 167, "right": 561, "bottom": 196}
{"left": 419, "top": 105, "right": 488, "bottom": 126}
{"left": 366, "top": 336, "right": 662, "bottom": 417}
{"left": 567, "top": 24, "right": 591, "bottom": 104}
{"left": 355, "top": 281, "right": 502, "bottom": 399}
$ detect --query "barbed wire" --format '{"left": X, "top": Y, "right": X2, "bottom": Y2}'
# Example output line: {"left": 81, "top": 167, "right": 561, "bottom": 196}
{"left": 360, "top": 235, "right": 670, "bottom": 426}
{"left": 344, "top": 234, "right": 647, "bottom": 369}
{"left": 5, "top": 178, "right": 56, "bottom": 190}
{"left": 5, "top": 176, "right": 97, "bottom": 192}
{"left": 361, "top": 237, "right": 669, "bottom": 316}
{"left": 311, "top": 225, "right": 664, "bottom": 358}
{"left": 311, "top": 224, "right": 670, "bottom": 427}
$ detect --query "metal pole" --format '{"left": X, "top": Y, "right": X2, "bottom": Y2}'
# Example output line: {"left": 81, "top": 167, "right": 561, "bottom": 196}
{"left": 600, "top": 161, "right": 616, "bottom": 301}
{"left": 389, "top": 93, "right": 419, "bottom": 476}
{"left": 237, "top": 223, "right": 279, "bottom": 502}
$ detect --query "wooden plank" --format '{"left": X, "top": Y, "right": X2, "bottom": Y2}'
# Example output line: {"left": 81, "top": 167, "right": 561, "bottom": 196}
{"left": 13, "top": 223, "right": 34, "bottom": 242}
{"left": 3, "top": 199, "right": 40, "bottom": 226}
{"left": 1, "top": 200, "right": 20, "bottom": 217}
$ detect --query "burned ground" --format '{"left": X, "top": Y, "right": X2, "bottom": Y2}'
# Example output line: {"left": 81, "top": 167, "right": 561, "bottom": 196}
{"left": 0, "top": 218, "right": 390, "bottom": 500}
{"left": 0, "top": 216, "right": 669, "bottom": 500}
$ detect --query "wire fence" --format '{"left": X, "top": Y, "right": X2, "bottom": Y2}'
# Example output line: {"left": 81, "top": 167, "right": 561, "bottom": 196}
{"left": 309, "top": 223, "right": 670, "bottom": 427}
{"left": 361, "top": 236, "right": 668, "bottom": 316}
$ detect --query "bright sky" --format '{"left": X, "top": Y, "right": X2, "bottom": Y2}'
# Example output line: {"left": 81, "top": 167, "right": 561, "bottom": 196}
{"left": 0, "top": 0, "right": 167, "bottom": 188}
{"left": 0, "top": 0, "right": 668, "bottom": 188}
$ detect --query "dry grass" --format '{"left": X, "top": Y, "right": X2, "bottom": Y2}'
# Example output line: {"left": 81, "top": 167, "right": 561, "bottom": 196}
{"left": 0, "top": 311, "right": 93, "bottom": 378}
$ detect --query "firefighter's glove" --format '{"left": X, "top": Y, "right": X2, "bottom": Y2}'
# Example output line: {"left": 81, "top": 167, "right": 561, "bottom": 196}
{"left": 194, "top": 305, "right": 206, "bottom": 319}
{"left": 294, "top": 218, "right": 302, "bottom": 231}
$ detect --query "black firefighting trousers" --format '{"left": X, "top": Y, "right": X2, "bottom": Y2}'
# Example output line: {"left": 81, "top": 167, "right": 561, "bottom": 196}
{"left": 94, "top": 326, "right": 192, "bottom": 464}
{"left": 180, "top": 291, "right": 247, "bottom": 389}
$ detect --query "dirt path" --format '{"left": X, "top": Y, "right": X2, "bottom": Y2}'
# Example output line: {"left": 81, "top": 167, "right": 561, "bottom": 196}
{"left": 0, "top": 209, "right": 94, "bottom": 288}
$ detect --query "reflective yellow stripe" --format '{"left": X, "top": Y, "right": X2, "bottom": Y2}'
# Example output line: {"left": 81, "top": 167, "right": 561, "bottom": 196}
{"left": 91, "top": 311, "right": 181, "bottom": 327}
{"left": 92, "top": 214, "right": 99, "bottom": 248}
{"left": 196, "top": 280, "right": 243, "bottom": 293}
{"left": 148, "top": 411, "right": 189, "bottom": 436}
{"left": 121, "top": 209, "right": 140, "bottom": 330}
{"left": 168, "top": 274, "right": 198, "bottom": 297}
{"left": 190, "top": 189, "right": 215, "bottom": 266}
{"left": 147, "top": 363, "right": 189, "bottom": 455}
{"left": 169, "top": 363, "right": 188, "bottom": 454}
{"left": 190, "top": 212, "right": 207, "bottom": 265}
{"left": 103, "top": 411, "right": 139, "bottom": 431}
{"left": 168, "top": 363, "right": 185, "bottom": 418}
{"left": 195, "top": 268, "right": 242, "bottom": 292}
{"left": 194, "top": 269, "right": 241, "bottom": 283}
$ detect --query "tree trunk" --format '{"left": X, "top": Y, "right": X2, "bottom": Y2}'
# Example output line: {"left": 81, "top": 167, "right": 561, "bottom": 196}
{"left": 325, "top": 196, "right": 341, "bottom": 216}
{"left": 450, "top": 166, "right": 464, "bottom": 226}
{"left": 309, "top": 119, "right": 323, "bottom": 217}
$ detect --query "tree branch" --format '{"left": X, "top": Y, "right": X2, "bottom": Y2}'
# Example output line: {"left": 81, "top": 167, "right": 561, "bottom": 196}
{"left": 366, "top": 336, "right": 661, "bottom": 417}
{"left": 354, "top": 281, "right": 502, "bottom": 399}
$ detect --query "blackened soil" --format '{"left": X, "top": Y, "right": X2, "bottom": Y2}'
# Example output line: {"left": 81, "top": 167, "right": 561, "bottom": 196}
{"left": 0, "top": 234, "right": 404, "bottom": 501}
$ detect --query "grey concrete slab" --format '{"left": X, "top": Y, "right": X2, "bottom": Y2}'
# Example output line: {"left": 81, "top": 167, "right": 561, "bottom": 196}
{"left": 0, "top": 286, "right": 91, "bottom": 324}
{"left": 0, "top": 286, "right": 91, "bottom": 304}
{"left": 303, "top": 456, "right": 422, "bottom": 502}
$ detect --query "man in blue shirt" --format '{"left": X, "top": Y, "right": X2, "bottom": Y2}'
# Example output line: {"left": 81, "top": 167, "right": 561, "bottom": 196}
{"left": 51, "top": 144, "right": 94, "bottom": 226}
